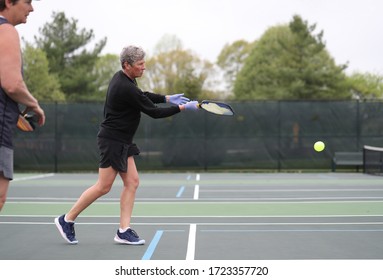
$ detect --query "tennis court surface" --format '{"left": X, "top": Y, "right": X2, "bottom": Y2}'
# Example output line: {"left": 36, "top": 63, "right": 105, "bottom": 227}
{"left": 1, "top": 171, "right": 382, "bottom": 261}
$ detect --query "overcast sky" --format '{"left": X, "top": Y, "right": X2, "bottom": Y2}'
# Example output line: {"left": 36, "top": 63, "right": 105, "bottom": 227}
{"left": 16, "top": 0, "right": 383, "bottom": 75}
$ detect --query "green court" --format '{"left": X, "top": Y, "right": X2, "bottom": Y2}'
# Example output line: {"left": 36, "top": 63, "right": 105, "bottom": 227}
{"left": 1, "top": 172, "right": 383, "bottom": 260}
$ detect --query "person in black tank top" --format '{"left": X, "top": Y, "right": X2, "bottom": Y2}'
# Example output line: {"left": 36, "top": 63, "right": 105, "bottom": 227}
{"left": 0, "top": 0, "right": 45, "bottom": 211}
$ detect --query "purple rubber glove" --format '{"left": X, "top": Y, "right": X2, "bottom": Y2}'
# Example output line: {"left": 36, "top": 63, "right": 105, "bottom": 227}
{"left": 183, "top": 101, "right": 199, "bottom": 111}
{"left": 168, "top": 93, "right": 190, "bottom": 105}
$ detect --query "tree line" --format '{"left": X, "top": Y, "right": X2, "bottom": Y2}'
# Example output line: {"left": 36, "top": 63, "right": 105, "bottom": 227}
{"left": 23, "top": 12, "right": 383, "bottom": 102}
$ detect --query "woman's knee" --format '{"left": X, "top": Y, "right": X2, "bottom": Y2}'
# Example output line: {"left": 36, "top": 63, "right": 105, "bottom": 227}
{"left": 94, "top": 181, "right": 113, "bottom": 195}
{"left": 128, "top": 175, "right": 139, "bottom": 189}
{"left": 96, "top": 167, "right": 117, "bottom": 195}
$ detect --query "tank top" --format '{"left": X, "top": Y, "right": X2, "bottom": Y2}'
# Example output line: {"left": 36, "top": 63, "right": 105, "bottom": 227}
{"left": 0, "top": 17, "right": 20, "bottom": 148}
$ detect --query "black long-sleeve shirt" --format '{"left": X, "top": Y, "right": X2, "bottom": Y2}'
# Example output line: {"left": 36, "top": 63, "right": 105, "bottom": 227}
{"left": 98, "top": 70, "right": 181, "bottom": 143}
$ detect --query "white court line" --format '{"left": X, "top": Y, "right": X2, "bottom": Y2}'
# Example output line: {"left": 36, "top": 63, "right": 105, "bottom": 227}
{"left": 201, "top": 189, "right": 383, "bottom": 192}
{"left": 193, "top": 185, "right": 199, "bottom": 200}
{"left": 193, "top": 173, "right": 200, "bottom": 200}
{"left": 188, "top": 197, "right": 383, "bottom": 201}
{"left": 7, "top": 197, "right": 383, "bottom": 202}
{"left": 13, "top": 173, "right": 55, "bottom": 181}
{"left": 8, "top": 197, "right": 92, "bottom": 201}
{"left": 186, "top": 224, "right": 196, "bottom": 260}
{"left": 2, "top": 221, "right": 383, "bottom": 226}
{"left": 5, "top": 200, "right": 383, "bottom": 205}
{"left": 201, "top": 229, "right": 383, "bottom": 232}
{"left": 2, "top": 214, "right": 383, "bottom": 218}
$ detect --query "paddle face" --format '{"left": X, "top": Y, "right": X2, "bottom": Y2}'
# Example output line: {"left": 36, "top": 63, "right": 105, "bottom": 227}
{"left": 199, "top": 100, "right": 235, "bottom": 116}
{"left": 16, "top": 114, "right": 36, "bottom": 132}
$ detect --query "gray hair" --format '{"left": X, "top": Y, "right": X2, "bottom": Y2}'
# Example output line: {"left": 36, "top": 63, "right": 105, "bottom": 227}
{"left": 120, "top": 46, "right": 145, "bottom": 67}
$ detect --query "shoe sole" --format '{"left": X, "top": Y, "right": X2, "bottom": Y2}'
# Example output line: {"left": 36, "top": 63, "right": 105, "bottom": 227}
{"left": 114, "top": 234, "right": 145, "bottom": 245}
{"left": 54, "top": 217, "right": 78, "bottom": 245}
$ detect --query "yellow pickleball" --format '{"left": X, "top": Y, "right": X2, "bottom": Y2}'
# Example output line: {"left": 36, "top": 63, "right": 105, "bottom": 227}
{"left": 314, "top": 141, "right": 325, "bottom": 152}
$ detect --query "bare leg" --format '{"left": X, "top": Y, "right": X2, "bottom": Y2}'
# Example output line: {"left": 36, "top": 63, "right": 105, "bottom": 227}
{"left": 66, "top": 167, "right": 118, "bottom": 221}
{"left": 0, "top": 174, "right": 10, "bottom": 211}
{"left": 118, "top": 156, "right": 139, "bottom": 229}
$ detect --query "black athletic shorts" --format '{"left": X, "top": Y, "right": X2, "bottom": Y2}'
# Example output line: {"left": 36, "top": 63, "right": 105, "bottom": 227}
{"left": 97, "top": 137, "right": 140, "bottom": 172}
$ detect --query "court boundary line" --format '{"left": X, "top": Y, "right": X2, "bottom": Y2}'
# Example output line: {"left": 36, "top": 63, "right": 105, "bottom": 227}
{"left": 2, "top": 221, "right": 383, "bottom": 226}
{"left": 5, "top": 200, "right": 383, "bottom": 204}
{"left": 13, "top": 173, "right": 55, "bottom": 181}
{"left": 193, "top": 185, "right": 199, "bottom": 200}
{"left": 7, "top": 197, "right": 383, "bottom": 202}
{"left": 186, "top": 224, "right": 196, "bottom": 260}
{"left": 200, "top": 229, "right": 383, "bottom": 232}
{"left": 2, "top": 214, "right": 383, "bottom": 218}
{"left": 201, "top": 189, "right": 383, "bottom": 192}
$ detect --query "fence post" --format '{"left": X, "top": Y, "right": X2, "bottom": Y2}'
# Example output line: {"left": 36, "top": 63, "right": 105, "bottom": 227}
{"left": 277, "top": 100, "right": 281, "bottom": 171}
{"left": 54, "top": 102, "right": 58, "bottom": 173}
{"left": 356, "top": 99, "right": 360, "bottom": 151}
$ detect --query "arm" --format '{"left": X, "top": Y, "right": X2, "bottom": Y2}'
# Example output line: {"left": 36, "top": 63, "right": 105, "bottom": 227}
{"left": 143, "top": 91, "right": 189, "bottom": 105}
{"left": 142, "top": 91, "right": 166, "bottom": 104}
{"left": 0, "top": 24, "right": 45, "bottom": 125}
{"left": 138, "top": 93, "right": 197, "bottom": 114}
{"left": 137, "top": 91, "right": 181, "bottom": 118}
{"left": 139, "top": 90, "right": 196, "bottom": 113}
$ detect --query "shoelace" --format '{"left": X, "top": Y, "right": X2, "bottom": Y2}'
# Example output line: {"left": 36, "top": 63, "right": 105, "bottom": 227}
{"left": 128, "top": 229, "right": 139, "bottom": 238}
{"left": 66, "top": 223, "right": 76, "bottom": 238}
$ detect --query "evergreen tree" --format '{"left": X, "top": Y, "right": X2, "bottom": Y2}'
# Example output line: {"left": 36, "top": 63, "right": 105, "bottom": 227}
{"left": 34, "top": 12, "right": 107, "bottom": 101}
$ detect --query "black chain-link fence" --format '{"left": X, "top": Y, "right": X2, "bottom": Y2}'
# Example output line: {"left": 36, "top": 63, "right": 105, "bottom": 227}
{"left": 13, "top": 100, "right": 383, "bottom": 172}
